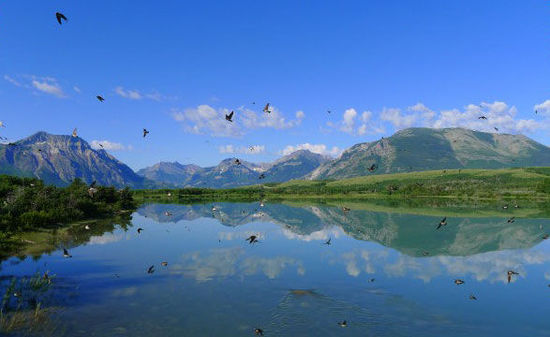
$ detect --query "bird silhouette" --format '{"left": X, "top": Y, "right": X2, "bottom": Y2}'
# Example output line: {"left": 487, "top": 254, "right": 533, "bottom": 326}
{"left": 137, "top": 228, "right": 144, "bottom": 234}
{"left": 234, "top": 159, "right": 241, "bottom": 165}
{"left": 225, "top": 111, "right": 234, "bottom": 122}
{"left": 63, "top": 248, "right": 72, "bottom": 258}
{"left": 56, "top": 12, "right": 68, "bottom": 25}
{"left": 263, "top": 103, "right": 271, "bottom": 113}
{"left": 454, "top": 279, "right": 465, "bottom": 285}
{"left": 507, "top": 270, "right": 519, "bottom": 283}
{"left": 258, "top": 173, "right": 266, "bottom": 179}
{"left": 338, "top": 320, "right": 347, "bottom": 327}
{"left": 436, "top": 217, "right": 447, "bottom": 229}
{"left": 494, "top": 127, "right": 499, "bottom": 132}
{"left": 478, "top": 116, "right": 487, "bottom": 120}
{"left": 246, "top": 235, "right": 258, "bottom": 244}
{"left": 342, "top": 206, "right": 351, "bottom": 212}
{"left": 324, "top": 238, "right": 331, "bottom": 245}
{"left": 72, "top": 128, "right": 78, "bottom": 137}
{"left": 147, "top": 265, "right": 155, "bottom": 274}
{"left": 96, "top": 95, "right": 105, "bottom": 102}
{"left": 469, "top": 294, "right": 477, "bottom": 300}
{"left": 507, "top": 217, "right": 515, "bottom": 223}
{"left": 143, "top": 128, "right": 149, "bottom": 137}
{"left": 254, "top": 328, "right": 264, "bottom": 336}
{"left": 367, "top": 164, "right": 377, "bottom": 172}
{"left": 161, "top": 261, "right": 168, "bottom": 266}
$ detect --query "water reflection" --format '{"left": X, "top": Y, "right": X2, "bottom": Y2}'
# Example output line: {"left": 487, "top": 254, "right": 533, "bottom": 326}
{"left": 1, "top": 202, "right": 550, "bottom": 336}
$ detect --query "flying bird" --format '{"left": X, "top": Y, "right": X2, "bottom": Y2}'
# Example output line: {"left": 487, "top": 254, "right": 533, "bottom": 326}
{"left": 164, "top": 211, "right": 172, "bottom": 216}
{"left": 436, "top": 217, "right": 447, "bottom": 230}
{"left": 454, "top": 279, "right": 464, "bottom": 285}
{"left": 96, "top": 95, "right": 105, "bottom": 102}
{"left": 143, "top": 128, "right": 149, "bottom": 137}
{"left": 324, "top": 238, "right": 331, "bottom": 245}
{"left": 137, "top": 228, "right": 144, "bottom": 234}
{"left": 56, "top": 12, "right": 68, "bottom": 25}
{"left": 367, "top": 164, "right": 377, "bottom": 172}
{"left": 234, "top": 159, "right": 241, "bottom": 165}
{"left": 338, "top": 320, "right": 347, "bottom": 328}
{"left": 84, "top": 225, "right": 90, "bottom": 230}
{"left": 225, "top": 110, "right": 234, "bottom": 122}
{"left": 327, "top": 110, "right": 331, "bottom": 114}
{"left": 246, "top": 235, "right": 259, "bottom": 244}
{"left": 478, "top": 116, "right": 487, "bottom": 120}
{"left": 494, "top": 127, "right": 499, "bottom": 132}
{"left": 72, "top": 128, "right": 78, "bottom": 137}
{"left": 161, "top": 261, "right": 168, "bottom": 266}
{"left": 263, "top": 103, "right": 271, "bottom": 113}
{"left": 342, "top": 206, "right": 351, "bottom": 212}
{"left": 507, "top": 217, "right": 515, "bottom": 223}
{"left": 507, "top": 270, "right": 519, "bottom": 283}
{"left": 469, "top": 294, "right": 477, "bottom": 300}
{"left": 254, "top": 328, "right": 264, "bottom": 336}
{"left": 63, "top": 248, "right": 72, "bottom": 258}
{"left": 147, "top": 265, "right": 155, "bottom": 274}
{"left": 258, "top": 173, "right": 266, "bottom": 179}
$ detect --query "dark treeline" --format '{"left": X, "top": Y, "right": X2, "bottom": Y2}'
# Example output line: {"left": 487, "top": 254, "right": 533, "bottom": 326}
{"left": 0, "top": 175, "right": 136, "bottom": 233}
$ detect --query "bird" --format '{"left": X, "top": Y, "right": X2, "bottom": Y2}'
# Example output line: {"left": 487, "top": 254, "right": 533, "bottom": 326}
{"left": 211, "top": 206, "right": 217, "bottom": 212}
{"left": 55, "top": 12, "right": 68, "bottom": 25}
{"left": 164, "top": 211, "right": 172, "bottom": 216}
{"left": 63, "top": 248, "right": 72, "bottom": 258}
{"left": 84, "top": 225, "right": 90, "bottom": 230}
{"left": 143, "top": 128, "right": 149, "bottom": 137}
{"left": 72, "top": 128, "right": 78, "bottom": 137}
{"left": 246, "top": 235, "right": 259, "bottom": 244}
{"left": 234, "top": 159, "right": 241, "bottom": 165}
{"left": 342, "top": 206, "right": 351, "bottom": 212}
{"left": 90, "top": 180, "right": 97, "bottom": 188}
{"left": 147, "top": 265, "right": 155, "bottom": 274}
{"left": 536, "top": 110, "right": 538, "bottom": 114}
{"left": 98, "top": 143, "right": 104, "bottom": 149}
{"left": 367, "top": 164, "right": 377, "bottom": 172}
{"left": 507, "top": 217, "right": 515, "bottom": 223}
{"left": 368, "top": 278, "right": 375, "bottom": 282}
{"left": 543, "top": 234, "right": 549, "bottom": 240}
{"left": 422, "top": 251, "right": 430, "bottom": 256}
{"left": 225, "top": 111, "right": 234, "bottom": 122}
{"left": 478, "top": 116, "right": 487, "bottom": 120}
{"left": 263, "top": 103, "right": 271, "bottom": 113}
{"left": 454, "top": 279, "right": 465, "bottom": 285}
{"left": 327, "top": 110, "right": 331, "bottom": 114}
{"left": 324, "top": 238, "right": 331, "bottom": 245}
{"left": 494, "top": 127, "right": 499, "bottom": 132}
{"left": 469, "top": 294, "right": 477, "bottom": 300}
{"left": 258, "top": 173, "right": 266, "bottom": 179}
{"left": 88, "top": 187, "right": 98, "bottom": 198}
{"left": 161, "top": 261, "right": 168, "bottom": 267}
{"left": 0, "top": 121, "right": 5, "bottom": 127}
{"left": 338, "top": 320, "right": 347, "bottom": 328}
{"left": 436, "top": 217, "right": 447, "bottom": 229}
{"left": 502, "top": 205, "right": 509, "bottom": 210}
{"left": 507, "top": 270, "right": 519, "bottom": 283}
{"left": 254, "top": 328, "right": 264, "bottom": 336}
{"left": 96, "top": 95, "right": 105, "bottom": 102}
{"left": 137, "top": 228, "right": 144, "bottom": 234}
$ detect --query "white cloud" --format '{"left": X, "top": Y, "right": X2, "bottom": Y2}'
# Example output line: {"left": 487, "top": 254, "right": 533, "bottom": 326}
{"left": 219, "top": 144, "right": 265, "bottom": 155}
{"left": 534, "top": 99, "right": 550, "bottom": 115}
{"left": 341, "top": 108, "right": 357, "bottom": 133}
{"left": 280, "top": 143, "right": 342, "bottom": 157}
{"left": 31, "top": 78, "right": 66, "bottom": 98}
{"left": 240, "top": 106, "right": 305, "bottom": 130}
{"left": 380, "top": 107, "right": 419, "bottom": 129}
{"left": 73, "top": 86, "right": 81, "bottom": 93}
{"left": 114, "top": 86, "right": 142, "bottom": 100}
{"left": 90, "top": 140, "right": 129, "bottom": 151}
{"left": 3, "top": 75, "right": 22, "bottom": 87}
{"left": 329, "top": 108, "right": 383, "bottom": 136}
{"left": 172, "top": 105, "right": 242, "bottom": 137}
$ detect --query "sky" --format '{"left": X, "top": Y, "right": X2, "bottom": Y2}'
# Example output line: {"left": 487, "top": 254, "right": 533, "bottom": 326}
{"left": 0, "top": 1, "right": 549, "bottom": 170}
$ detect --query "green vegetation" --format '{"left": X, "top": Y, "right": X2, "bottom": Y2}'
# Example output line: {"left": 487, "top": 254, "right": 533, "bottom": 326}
{"left": 134, "top": 167, "right": 550, "bottom": 203}
{"left": 0, "top": 175, "right": 136, "bottom": 234}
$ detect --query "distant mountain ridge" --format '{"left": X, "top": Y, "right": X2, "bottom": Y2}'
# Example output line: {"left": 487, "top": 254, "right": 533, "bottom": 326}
{"left": 138, "top": 149, "right": 329, "bottom": 188}
{"left": 308, "top": 127, "right": 550, "bottom": 180}
{"left": 0, "top": 132, "right": 152, "bottom": 188}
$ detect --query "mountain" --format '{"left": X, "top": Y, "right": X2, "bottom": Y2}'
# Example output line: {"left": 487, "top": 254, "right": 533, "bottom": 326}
{"left": 137, "top": 150, "right": 328, "bottom": 188}
{"left": 137, "top": 162, "right": 203, "bottom": 187}
{"left": 0, "top": 132, "right": 151, "bottom": 188}
{"left": 308, "top": 127, "right": 550, "bottom": 180}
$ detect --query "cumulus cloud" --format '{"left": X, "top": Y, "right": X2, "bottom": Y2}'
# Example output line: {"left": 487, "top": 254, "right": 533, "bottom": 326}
{"left": 240, "top": 106, "right": 305, "bottom": 130}
{"left": 280, "top": 143, "right": 342, "bottom": 157}
{"left": 534, "top": 100, "right": 550, "bottom": 115}
{"left": 90, "top": 140, "right": 130, "bottom": 151}
{"left": 329, "top": 108, "right": 384, "bottom": 136}
{"left": 219, "top": 144, "right": 265, "bottom": 155}
{"left": 172, "top": 105, "right": 242, "bottom": 137}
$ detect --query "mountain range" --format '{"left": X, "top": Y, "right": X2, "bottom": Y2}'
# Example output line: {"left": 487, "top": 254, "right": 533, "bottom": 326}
{"left": 2, "top": 127, "right": 550, "bottom": 188}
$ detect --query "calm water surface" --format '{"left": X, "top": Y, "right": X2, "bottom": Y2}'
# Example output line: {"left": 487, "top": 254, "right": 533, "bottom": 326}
{"left": 2, "top": 202, "right": 550, "bottom": 336}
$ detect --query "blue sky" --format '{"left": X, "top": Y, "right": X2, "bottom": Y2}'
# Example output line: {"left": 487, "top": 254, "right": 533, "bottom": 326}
{"left": 1, "top": 1, "right": 549, "bottom": 170}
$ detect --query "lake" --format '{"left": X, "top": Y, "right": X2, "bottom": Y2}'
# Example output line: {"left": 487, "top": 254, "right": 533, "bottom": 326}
{"left": 2, "top": 202, "right": 550, "bottom": 336}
